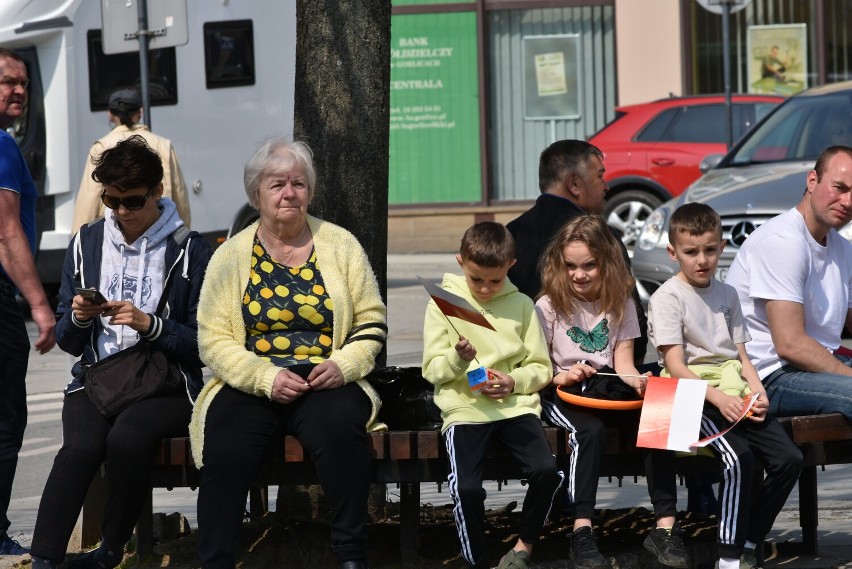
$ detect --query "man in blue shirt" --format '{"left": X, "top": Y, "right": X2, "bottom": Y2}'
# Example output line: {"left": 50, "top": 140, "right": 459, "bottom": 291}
{"left": 0, "top": 47, "right": 55, "bottom": 556}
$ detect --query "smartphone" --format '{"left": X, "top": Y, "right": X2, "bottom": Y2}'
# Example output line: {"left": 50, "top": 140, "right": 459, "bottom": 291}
{"left": 286, "top": 362, "right": 317, "bottom": 380}
{"left": 75, "top": 287, "right": 108, "bottom": 304}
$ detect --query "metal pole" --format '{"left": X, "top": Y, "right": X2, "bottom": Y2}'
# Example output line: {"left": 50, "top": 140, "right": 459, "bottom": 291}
{"left": 721, "top": 0, "right": 733, "bottom": 149}
{"left": 137, "top": 0, "right": 151, "bottom": 128}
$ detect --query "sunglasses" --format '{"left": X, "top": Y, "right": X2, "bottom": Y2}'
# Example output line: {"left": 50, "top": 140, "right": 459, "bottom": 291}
{"left": 100, "top": 188, "right": 153, "bottom": 210}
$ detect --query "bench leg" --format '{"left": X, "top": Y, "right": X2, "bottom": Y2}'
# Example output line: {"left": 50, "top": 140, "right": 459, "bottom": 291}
{"left": 249, "top": 486, "right": 269, "bottom": 518}
{"left": 798, "top": 466, "right": 818, "bottom": 555}
{"left": 399, "top": 482, "right": 420, "bottom": 567}
{"left": 135, "top": 489, "right": 154, "bottom": 556}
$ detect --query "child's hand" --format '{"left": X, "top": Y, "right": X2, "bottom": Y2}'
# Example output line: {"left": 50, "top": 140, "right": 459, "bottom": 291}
{"left": 747, "top": 390, "right": 769, "bottom": 423}
{"left": 710, "top": 390, "right": 749, "bottom": 423}
{"left": 482, "top": 369, "right": 514, "bottom": 399}
{"left": 552, "top": 362, "right": 596, "bottom": 387}
{"left": 624, "top": 372, "right": 650, "bottom": 397}
{"left": 455, "top": 335, "right": 477, "bottom": 362}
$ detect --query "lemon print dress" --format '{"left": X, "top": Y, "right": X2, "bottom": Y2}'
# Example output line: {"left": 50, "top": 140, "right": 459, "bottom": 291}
{"left": 242, "top": 237, "right": 333, "bottom": 367}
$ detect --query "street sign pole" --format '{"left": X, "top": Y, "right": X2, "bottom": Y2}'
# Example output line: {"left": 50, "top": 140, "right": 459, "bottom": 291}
{"left": 136, "top": 0, "right": 151, "bottom": 128}
{"left": 721, "top": 1, "right": 732, "bottom": 149}
{"left": 101, "top": 0, "right": 188, "bottom": 129}
{"left": 696, "top": 0, "right": 752, "bottom": 150}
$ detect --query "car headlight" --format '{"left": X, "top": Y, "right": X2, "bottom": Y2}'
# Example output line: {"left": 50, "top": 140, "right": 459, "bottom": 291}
{"left": 638, "top": 209, "right": 669, "bottom": 251}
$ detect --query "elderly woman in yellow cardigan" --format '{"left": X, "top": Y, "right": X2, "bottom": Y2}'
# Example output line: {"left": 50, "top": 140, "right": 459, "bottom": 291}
{"left": 190, "top": 139, "right": 386, "bottom": 569}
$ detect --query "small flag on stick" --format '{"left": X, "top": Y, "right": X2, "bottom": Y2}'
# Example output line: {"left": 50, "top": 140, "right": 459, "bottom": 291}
{"left": 418, "top": 276, "right": 496, "bottom": 331}
{"left": 636, "top": 376, "right": 707, "bottom": 452}
{"left": 690, "top": 393, "right": 759, "bottom": 450}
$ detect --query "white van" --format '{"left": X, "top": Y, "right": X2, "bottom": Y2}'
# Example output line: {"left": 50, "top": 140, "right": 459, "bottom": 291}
{"left": 0, "top": 0, "right": 296, "bottom": 289}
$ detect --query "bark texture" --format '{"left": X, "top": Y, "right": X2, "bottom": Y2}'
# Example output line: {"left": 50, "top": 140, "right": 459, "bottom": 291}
{"left": 294, "top": 0, "right": 391, "bottom": 303}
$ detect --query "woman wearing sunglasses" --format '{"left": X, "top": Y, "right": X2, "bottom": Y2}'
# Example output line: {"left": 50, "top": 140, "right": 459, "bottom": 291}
{"left": 29, "top": 135, "right": 212, "bottom": 569}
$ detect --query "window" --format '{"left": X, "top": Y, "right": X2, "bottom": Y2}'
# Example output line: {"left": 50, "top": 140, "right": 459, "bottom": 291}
{"left": 635, "top": 109, "right": 678, "bottom": 142}
{"left": 87, "top": 30, "right": 178, "bottom": 111}
{"left": 730, "top": 93, "right": 852, "bottom": 165}
{"left": 203, "top": 20, "right": 255, "bottom": 89}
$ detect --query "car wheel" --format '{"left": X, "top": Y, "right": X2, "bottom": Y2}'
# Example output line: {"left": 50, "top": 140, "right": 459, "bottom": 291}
{"left": 228, "top": 204, "right": 260, "bottom": 239}
{"left": 604, "top": 190, "right": 662, "bottom": 257}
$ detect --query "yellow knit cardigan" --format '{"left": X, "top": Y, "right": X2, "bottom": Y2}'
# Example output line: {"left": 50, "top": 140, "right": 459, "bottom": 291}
{"left": 189, "top": 217, "right": 387, "bottom": 467}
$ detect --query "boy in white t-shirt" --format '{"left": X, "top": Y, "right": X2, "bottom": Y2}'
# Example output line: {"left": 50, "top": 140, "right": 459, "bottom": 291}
{"left": 648, "top": 203, "right": 802, "bottom": 569}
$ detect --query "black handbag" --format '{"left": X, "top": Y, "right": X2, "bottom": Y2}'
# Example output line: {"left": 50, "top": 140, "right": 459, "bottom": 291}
{"left": 81, "top": 228, "right": 190, "bottom": 417}
{"left": 367, "top": 366, "right": 442, "bottom": 430}
{"left": 83, "top": 341, "right": 184, "bottom": 417}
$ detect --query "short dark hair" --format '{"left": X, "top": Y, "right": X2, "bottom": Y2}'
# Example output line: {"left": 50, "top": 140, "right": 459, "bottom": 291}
{"left": 538, "top": 140, "right": 604, "bottom": 193}
{"left": 92, "top": 135, "right": 164, "bottom": 191}
{"left": 459, "top": 221, "right": 515, "bottom": 267}
{"left": 0, "top": 48, "right": 25, "bottom": 66}
{"left": 668, "top": 202, "right": 722, "bottom": 244}
{"left": 814, "top": 145, "right": 852, "bottom": 181}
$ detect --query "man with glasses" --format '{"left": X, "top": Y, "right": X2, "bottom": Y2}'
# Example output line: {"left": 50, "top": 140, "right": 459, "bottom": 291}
{"left": 71, "top": 88, "right": 190, "bottom": 234}
{"left": 0, "top": 46, "right": 56, "bottom": 557}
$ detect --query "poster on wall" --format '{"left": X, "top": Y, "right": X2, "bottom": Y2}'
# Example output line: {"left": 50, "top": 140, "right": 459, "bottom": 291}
{"left": 523, "top": 35, "right": 581, "bottom": 120}
{"left": 388, "top": 12, "right": 481, "bottom": 205}
{"left": 747, "top": 24, "right": 807, "bottom": 96}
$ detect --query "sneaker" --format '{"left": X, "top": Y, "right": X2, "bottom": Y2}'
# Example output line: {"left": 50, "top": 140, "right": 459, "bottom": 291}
{"left": 643, "top": 523, "right": 690, "bottom": 568}
{"left": 740, "top": 548, "right": 760, "bottom": 569}
{"left": 0, "top": 533, "right": 29, "bottom": 555}
{"left": 569, "top": 526, "right": 608, "bottom": 569}
{"left": 495, "top": 549, "right": 531, "bottom": 569}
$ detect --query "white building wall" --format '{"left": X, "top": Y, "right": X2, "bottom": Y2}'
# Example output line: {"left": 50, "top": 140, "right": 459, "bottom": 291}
{"left": 615, "top": 0, "right": 684, "bottom": 105}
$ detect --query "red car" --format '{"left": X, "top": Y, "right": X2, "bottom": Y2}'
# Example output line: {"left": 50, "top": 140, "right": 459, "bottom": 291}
{"left": 589, "top": 94, "right": 783, "bottom": 253}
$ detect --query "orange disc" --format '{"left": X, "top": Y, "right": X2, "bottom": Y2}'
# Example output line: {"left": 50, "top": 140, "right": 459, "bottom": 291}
{"left": 556, "top": 387, "right": 643, "bottom": 410}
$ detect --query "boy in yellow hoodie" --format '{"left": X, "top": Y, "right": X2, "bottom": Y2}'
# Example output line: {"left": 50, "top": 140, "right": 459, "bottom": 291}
{"left": 422, "top": 221, "right": 563, "bottom": 569}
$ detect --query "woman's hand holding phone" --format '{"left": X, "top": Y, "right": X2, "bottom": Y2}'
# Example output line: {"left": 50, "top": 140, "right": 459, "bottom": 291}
{"left": 73, "top": 287, "right": 108, "bottom": 322}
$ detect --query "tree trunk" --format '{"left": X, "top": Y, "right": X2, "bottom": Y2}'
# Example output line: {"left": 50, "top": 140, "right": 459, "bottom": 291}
{"left": 279, "top": 0, "right": 392, "bottom": 520}
{"left": 294, "top": 0, "right": 391, "bottom": 305}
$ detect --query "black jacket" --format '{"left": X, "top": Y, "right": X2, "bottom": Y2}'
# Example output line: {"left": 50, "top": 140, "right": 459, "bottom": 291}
{"left": 55, "top": 219, "right": 213, "bottom": 400}
{"left": 506, "top": 193, "right": 648, "bottom": 363}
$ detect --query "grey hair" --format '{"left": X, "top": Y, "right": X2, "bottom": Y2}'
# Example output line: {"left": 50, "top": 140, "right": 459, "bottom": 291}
{"left": 243, "top": 138, "right": 317, "bottom": 209}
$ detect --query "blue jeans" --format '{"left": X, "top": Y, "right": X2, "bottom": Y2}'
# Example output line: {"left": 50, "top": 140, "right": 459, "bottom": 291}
{"left": 763, "top": 355, "right": 852, "bottom": 419}
{"left": 0, "top": 275, "right": 30, "bottom": 534}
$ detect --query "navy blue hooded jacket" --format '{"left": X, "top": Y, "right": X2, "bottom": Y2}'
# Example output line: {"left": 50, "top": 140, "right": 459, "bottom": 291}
{"left": 55, "top": 218, "right": 212, "bottom": 400}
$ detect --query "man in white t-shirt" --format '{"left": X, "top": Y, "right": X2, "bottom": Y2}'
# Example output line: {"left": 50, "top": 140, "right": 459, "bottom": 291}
{"left": 726, "top": 145, "right": 852, "bottom": 419}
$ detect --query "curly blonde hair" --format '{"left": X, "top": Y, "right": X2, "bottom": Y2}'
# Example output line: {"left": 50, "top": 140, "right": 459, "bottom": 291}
{"left": 538, "top": 215, "right": 633, "bottom": 324}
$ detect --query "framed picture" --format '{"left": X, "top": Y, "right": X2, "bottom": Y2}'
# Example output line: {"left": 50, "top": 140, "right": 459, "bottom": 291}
{"left": 522, "top": 34, "right": 581, "bottom": 120}
{"left": 747, "top": 24, "right": 807, "bottom": 96}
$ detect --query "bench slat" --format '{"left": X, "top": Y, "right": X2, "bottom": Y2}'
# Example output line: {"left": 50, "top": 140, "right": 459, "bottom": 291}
{"left": 389, "top": 431, "right": 414, "bottom": 460}
{"left": 790, "top": 414, "right": 852, "bottom": 444}
{"left": 417, "top": 431, "right": 441, "bottom": 459}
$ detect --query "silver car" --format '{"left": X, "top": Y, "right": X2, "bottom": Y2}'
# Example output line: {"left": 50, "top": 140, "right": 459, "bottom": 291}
{"left": 632, "top": 81, "right": 852, "bottom": 302}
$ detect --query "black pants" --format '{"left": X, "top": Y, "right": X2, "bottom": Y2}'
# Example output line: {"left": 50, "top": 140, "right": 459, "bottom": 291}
{"left": 30, "top": 391, "right": 192, "bottom": 562}
{"left": 443, "top": 415, "right": 564, "bottom": 569}
{"left": 197, "top": 383, "right": 372, "bottom": 569}
{"left": 0, "top": 276, "right": 29, "bottom": 535}
{"left": 542, "top": 398, "right": 678, "bottom": 520}
{"left": 700, "top": 407, "right": 803, "bottom": 559}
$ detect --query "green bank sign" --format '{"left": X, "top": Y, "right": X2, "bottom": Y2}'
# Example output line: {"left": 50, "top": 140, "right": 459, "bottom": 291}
{"left": 389, "top": 12, "right": 481, "bottom": 204}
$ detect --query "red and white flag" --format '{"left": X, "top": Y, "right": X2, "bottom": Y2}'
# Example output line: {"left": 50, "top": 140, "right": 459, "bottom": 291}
{"left": 636, "top": 376, "right": 707, "bottom": 452}
{"left": 418, "top": 276, "right": 496, "bottom": 331}
{"left": 690, "top": 393, "right": 759, "bottom": 450}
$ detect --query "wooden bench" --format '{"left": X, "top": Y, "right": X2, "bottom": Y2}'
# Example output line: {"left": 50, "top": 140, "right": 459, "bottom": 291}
{"left": 776, "top": 413, "right": 852, "bottom": 554}
{"left": 78, "top": 414, "right": 852, "bottom": 564}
